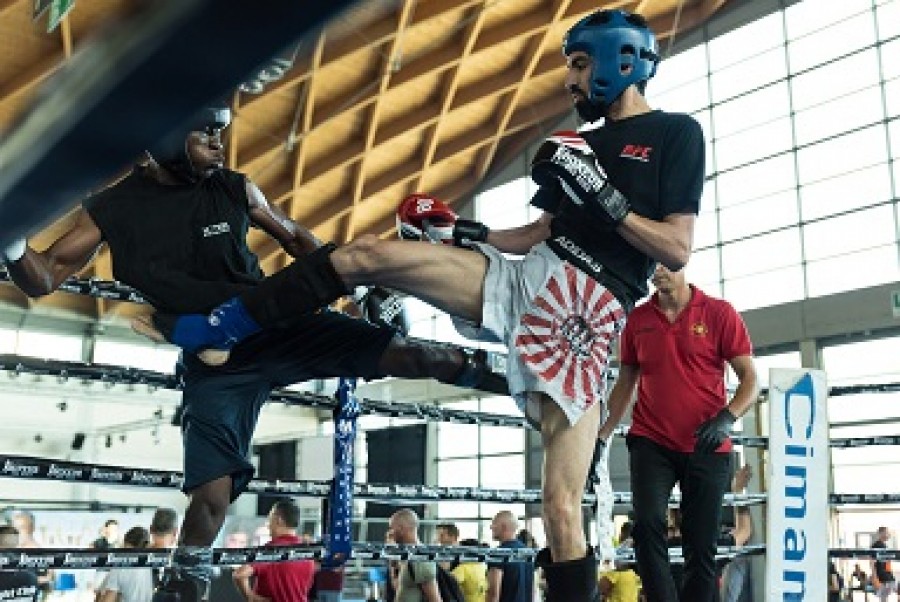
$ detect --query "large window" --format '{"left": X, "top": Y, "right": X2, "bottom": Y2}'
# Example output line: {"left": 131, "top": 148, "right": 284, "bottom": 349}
{"left": 657, "top": 0, "right": 900, "bottom": 311}
{"left": 435, "top": 395, "right": 526, "bottom": 541}
{"left": 823, "top": 337, "right": 900, "bottom": 496}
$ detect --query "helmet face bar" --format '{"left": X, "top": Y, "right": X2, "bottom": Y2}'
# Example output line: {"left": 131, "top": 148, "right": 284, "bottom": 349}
{"left": 563, "top": 9, "right": 659, "bottom": 118}
{"left": 191, "top": 106, "right": 232, "bottom": 135}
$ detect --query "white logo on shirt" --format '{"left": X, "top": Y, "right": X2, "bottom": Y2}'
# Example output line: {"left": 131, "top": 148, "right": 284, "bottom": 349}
{"left": 202, "top": 222, "right": 231, "bottom": 237}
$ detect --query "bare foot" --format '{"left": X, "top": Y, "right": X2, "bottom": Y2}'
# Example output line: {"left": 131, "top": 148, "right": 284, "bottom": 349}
{"left": 197, "top": 348, "right": 231, "bottom": 366}
{"left": 130, "top": 316, "right": 232, "bottom": 366}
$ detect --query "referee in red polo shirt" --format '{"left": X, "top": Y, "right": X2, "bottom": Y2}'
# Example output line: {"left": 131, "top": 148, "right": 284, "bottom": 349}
{"left": 596, "top": 264, "right": 759, "bottom": 602}
{"left": 233, "top": 500, "right": 315, "bottom": 602}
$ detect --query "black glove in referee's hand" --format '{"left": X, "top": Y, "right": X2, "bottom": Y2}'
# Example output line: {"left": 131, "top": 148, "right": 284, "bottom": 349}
{"left": 694, "top": 408, "right": 737, "bottom": 453}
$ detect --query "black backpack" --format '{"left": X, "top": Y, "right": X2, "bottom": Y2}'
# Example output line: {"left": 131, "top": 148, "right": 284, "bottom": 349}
{"left": 408, "top": 561, "right": 465, "bottom": 602}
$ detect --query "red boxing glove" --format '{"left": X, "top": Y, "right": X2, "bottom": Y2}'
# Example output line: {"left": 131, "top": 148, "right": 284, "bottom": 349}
{"left": 396, "top": 193, "right": 458, "bottom": 244}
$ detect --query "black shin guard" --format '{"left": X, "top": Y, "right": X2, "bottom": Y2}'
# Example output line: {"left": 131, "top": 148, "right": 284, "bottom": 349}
{"left": 452, "top": 349, "right": 508, "bottom": 395}
{"left": 536, "top": 547, "right": 601, "bottom": 602}
{"left": 239, "top": 243, "right": 351, "bottom": 328}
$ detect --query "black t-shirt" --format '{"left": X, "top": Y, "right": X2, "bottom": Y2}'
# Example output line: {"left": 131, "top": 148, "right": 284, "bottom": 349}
{"left": 83, "top": 166, "right": 264, "bottom": 313}
{"left": 532, "top": 110, "right": 704, "bottom": 308}
{"left": 0, "top": 571, "right": 39, "bottom": 602}
{"left": 873, "top": 540, "right": 895, "bottom": 582}
{"left": 486, "top": 540, "right": 534, "bottom": 602}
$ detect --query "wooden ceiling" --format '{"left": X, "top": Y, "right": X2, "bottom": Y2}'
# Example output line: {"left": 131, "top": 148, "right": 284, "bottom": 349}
{"left": 0, "top": 0, "right": 728, "bottom": 322}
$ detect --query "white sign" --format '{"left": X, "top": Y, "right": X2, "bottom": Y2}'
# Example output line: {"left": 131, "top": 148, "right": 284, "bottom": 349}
{"left": 765, "top": 369, "right": 829, "bottom": 601}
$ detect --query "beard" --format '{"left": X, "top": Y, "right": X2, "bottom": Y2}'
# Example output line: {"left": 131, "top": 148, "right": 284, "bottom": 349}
{"left": 569, "top": 84, "right": 606, "bottom": 123}
{"left": 574, "top": 98, "right": 606, "bottom": 123}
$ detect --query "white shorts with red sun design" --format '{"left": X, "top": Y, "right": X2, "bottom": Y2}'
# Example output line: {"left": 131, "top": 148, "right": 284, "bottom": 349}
{"left": 453, "top": 242, "right": 626, "bottom": 426}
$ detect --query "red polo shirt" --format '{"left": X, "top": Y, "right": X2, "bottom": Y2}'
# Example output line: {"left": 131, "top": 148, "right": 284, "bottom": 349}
{"left": 253, "top": 534, "right": 315, "bottom": 602}
{"left": 622, "top": 286, "right": 752, "bottom": 453}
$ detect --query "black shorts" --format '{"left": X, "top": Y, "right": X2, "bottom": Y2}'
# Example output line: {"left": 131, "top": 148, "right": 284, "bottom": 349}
{"left": 179, "top": 310, "right": 395, "bottom": 501}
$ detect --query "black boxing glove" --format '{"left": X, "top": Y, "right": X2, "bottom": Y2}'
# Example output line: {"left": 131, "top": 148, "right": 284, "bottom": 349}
{"left": 531, "top": 134, "right": 630, "bottom": 227}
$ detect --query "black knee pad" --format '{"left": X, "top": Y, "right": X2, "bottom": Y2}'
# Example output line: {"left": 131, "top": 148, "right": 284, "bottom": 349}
{"left": 240, "top": 242, "right": 351, "bottom": 327}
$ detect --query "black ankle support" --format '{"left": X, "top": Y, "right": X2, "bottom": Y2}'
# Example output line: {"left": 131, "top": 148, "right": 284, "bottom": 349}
{"left": 537, "top": 547, "right": 601, "bottom": 602}
{"left": 452, "top": 349, "right": 508, "bottom": 395}
{"left": 239, "top": 242, "right": 351, "bottom": 328}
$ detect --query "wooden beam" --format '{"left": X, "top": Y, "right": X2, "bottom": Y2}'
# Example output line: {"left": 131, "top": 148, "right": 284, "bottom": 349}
{"left": 345, "top": 0, "right": 416, "bottom": 242}
{"left": 475, "top": 0, "right": 574, "bottom": 184}
{"left": 0, "top": 50, "right": 65, "bottom": 111}
{"left": 60, "top": 15, "right": 73, "bottom": 58}
{"left": 255, "top": 101, "right": 560, "bottom": 262}
{"left": 286, "top": 31, "right": 326, "bottom": 221}
{"left": 236, "top": 1, "right": 585, "bottom": 170}
{"left": 0, "top": 0, "right": 20, "bottom": 17}
{"left": 415, "top": 2, "right": 489, "bottom": 192}
{"left": 239, "top": 0, "right": 484, "bottom": 112}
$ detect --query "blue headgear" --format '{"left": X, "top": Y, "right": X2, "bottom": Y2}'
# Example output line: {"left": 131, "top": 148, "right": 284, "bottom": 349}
{"left": 563, "top": 10, "right": 659, "bottom": 119}
{"left": 154, "top": 106, "right": 232, "bottom": 183}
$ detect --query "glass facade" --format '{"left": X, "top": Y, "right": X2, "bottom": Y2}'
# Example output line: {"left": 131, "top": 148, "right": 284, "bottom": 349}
{"left": 653, "top": 0, "right": 899, "bottom": 311}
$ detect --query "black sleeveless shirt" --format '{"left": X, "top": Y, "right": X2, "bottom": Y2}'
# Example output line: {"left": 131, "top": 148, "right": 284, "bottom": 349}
{"left": 532, "top": 110, "right": 705, "bottom": 309}
{"left": 83, "top": 166, "right": 264, "bottom": 313}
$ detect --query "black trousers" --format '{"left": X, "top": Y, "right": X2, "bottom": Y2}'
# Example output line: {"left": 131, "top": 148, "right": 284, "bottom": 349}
{"left": 628, "top": 435, "right": 732, "bottom": 602}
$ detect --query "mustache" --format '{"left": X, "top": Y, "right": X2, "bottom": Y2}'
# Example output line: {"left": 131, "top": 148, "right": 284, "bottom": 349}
{"left": 568, "top": 84, "right": 588, "bottom": 97}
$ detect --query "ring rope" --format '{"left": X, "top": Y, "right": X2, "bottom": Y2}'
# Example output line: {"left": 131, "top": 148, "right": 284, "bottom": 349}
{"left": 3, "top": 356, "right": 897, "bottom": 445}
{"left": 0, "top": 543, "right": 766, "bottom": 570}
{"left": 0, "top": 454, "right": 771, "bottom": 507}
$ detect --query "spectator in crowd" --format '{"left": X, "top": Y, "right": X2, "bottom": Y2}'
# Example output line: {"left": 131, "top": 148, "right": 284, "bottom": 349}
{"left": 515, "top": 530, "right": 537, "bottom": 549}
{"left": 851, "top": 563, "right": 869, "bottom": 593}
{"left": 97, "top": 526, "right": 153, "bottom": 602}
{"left": 148, "top": 508, "right": 179, "bottom": 590}
{"left": 0, "top": 525, "right": 39, "bottom": 602}
{"left": 11, "top": 512, "right": 40, "bottom": 548}
{"left": 486, "top": 511, "right": 533, "bottom": 602}
{"left": 388, "top": 509, "right": 441, "bottom": 602}
{"left": 312, "top": 566, "right": 344, "bottom": 602}
{"left": 718, "top": 464, "right": 754, "bottom": 602}
{"left": 233, "top": 500, "right": 316, "bottom": 602}
{"left": 828, "top": 561, "right": 842, "bottom": 602}
{"left": 149, "top": 508, "right": 178, "bottom": 549}
{"left": 872, "top": 527, "right": 896, "bottom": 602}
{"left": 11, "top": 511, "right": 50, "bottom": 597}
{"left": 436, "top": 523, "right": 460, "bottom": 547}
{"left": 452, "top": 538, "right": 488, "bottom": 602}
{"left": 92, "top": 519, "right": 120, "bottom": 550}
{"left": 435, "top": 523, "right": 461, "bottom": 574}
{"left": 599, "top": 522, "right": 640, "bottom": 602}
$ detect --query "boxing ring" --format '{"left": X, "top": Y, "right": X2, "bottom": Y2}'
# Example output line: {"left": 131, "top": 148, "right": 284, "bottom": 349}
{"left": 0, "top": 2, "right": 898, "bottom": 597}
{"left": 0, "top": 336, "right": 899, "bottom": 600}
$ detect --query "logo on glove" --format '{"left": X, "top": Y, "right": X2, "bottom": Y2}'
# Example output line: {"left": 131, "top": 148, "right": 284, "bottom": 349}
{"left": 396, "top": 193, "right": 458, "bottom": 244}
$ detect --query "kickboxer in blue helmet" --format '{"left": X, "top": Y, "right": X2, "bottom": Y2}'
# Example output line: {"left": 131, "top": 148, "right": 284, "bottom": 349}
{"left": 563, "top": 9, "right": 659, "bottom": 122}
